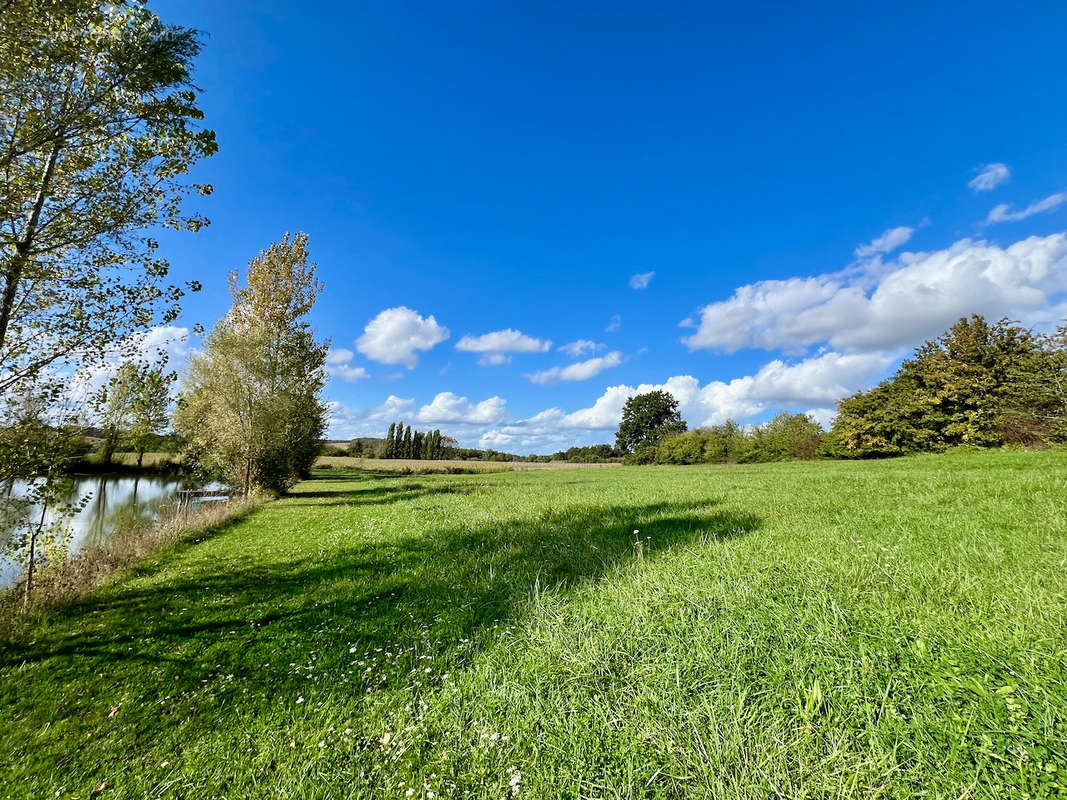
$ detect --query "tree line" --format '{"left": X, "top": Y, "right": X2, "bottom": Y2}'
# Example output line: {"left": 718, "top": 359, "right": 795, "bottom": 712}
{"left": 615, "top": 315, "right": 1067, "bottom": 465}
{"left": 381, "top": 423, "right": 448, "bottom": 460}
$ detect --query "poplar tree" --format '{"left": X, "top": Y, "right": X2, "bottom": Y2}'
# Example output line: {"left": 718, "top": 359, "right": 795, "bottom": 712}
{"left": 384, "top": 422, "right": 396, "bottom": 458}
{"left": 175, "top": 234, "right": 327, "bottom": 495}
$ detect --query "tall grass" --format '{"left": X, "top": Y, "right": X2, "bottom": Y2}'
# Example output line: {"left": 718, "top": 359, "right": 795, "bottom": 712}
{"left": 2, "top": 495, "right": 260, "bottom": 621}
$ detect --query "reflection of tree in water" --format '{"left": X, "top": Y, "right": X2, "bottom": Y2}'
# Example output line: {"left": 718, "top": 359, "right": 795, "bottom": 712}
{"left": 2, "top": 475, "right": 193, "bottom": 589}
{"left": 86, "top": 477, "right": 165, "bottom": 550}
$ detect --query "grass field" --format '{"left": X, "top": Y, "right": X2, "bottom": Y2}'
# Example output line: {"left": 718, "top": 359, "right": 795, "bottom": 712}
{"left": 313, "top": 456, "right": 620, "bottom": 471}
{"left": 1, "top": 450, "right": 1065, "bottom": 798}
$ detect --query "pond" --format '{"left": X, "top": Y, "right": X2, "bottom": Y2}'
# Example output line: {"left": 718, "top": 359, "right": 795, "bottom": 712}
{"left": 0, "top": 474, "right": 221, "bottom": 590}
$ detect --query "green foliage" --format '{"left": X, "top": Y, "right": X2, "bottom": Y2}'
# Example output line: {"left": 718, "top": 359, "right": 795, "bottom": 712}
{"left": 655, "top": 415, "right": 823, "bottom": 464}
{"left": 656, "top": 420, "right": 749, "bottom": 464}
{"left": 0, "top": 0, "right": 216, "bottom": 394}
{"left": 740, "top": 412, "right": 824, "bottom": 462}
{"left": 92, "top": 362, "right": 174, "bottom": 466}
{"left": 2, "top": 451, "right": 1065, "bottom": 797}
{"left": 0, "top": 387, "right": 90, "bottom": 602}
{"left": 833, "top": 315, "right": 1067, "bottom": 457}
{"left": 381, "top": 423, "right": 446, "bottom": 459}
{"left": 549, "top": 444, "right": 617, "bottom": 462}
{"left": 175, "top": 234, "right": 327, "bottom": 495}
{"left": 615, "top": 390, "right": 687, "bottom": 454}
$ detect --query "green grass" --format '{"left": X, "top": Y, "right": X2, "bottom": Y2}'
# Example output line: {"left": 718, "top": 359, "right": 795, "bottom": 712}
{"left": 2, "top": 450, "right": 1066, "bottom": 798}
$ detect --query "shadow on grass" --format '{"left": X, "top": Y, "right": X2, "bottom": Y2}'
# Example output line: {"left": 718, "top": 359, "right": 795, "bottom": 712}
{"left": 0, "top": 474, "right": 759, "bottom": 786}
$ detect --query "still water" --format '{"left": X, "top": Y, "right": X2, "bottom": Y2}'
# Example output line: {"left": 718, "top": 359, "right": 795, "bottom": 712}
{"left": 0, "top": 474, "right": 211, "bottom": 589}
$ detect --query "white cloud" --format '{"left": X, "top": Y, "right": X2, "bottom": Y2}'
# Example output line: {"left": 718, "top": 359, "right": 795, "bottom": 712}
{"left": 326, "top": 391, "right": 507, "bottom": 440}
{"left": 969, "top": 163, "right": 1010, "bottom": 192}
{"left": 605, "top": 314, "right": 621, "bottom": 333}
{"left": 326, "top": 347, "right": 370, "bottom": 382}
{"left": 526, "top": 351, "right": 623, "bottom": 385}
{"left": 356, "top": 307, "right": 449, "bottom": 368}
{"left": 327, "top": 395, "right": 414, "bottom": 439}
{"left": 415, "top": 391, "right": 507, "bottom": 425}
{"left": 479, "top": 350, "right": 894, "bottom": 451}
{"left": 629, "top": 271, "right": 655, "bottom": 290}
{"left": 985, "top": 191, "right": 1066, "bottom": 224}
{"left": 455, "top": 328, "right": 551, "bottom": 365}
{"left": 558, "top": 339, "right": 604, "bottom": 357}
{"left": 684, "top": 233, "right": 1067, "bottom": 355}
{"left": 854, "top": 226, "right": 914, "bottom": 258}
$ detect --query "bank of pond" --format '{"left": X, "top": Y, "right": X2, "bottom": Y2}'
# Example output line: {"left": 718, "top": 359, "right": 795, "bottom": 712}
{"left": 0, "top": 473, "right": 224, "bottom": 591}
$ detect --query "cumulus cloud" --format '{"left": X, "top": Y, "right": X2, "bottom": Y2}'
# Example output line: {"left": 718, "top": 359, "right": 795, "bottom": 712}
{"left": 479, "top": 350, "right": 895, "bottom": 451}
{"left": 455, "top": 328, "right": 551, "bottom": 365}
{"left": 526, "top": 352, "right": 623, "bottom": 385}
{"left": 683, "top": 233, "right": 1067, "bottom": 355}
{"left": 558, "top": 339, "right": 603, "bottom": 357}
{"left": 326, "top": 392, "right": 507, "bottom": 439}
{"left": 985, "top": 191, "right": 1066, "bottom": 224}
{"left": 969, "top": 163, "right": 1010, "bottom": 192}
{"left": 356, "top": 307, "right": 449, "bottom": 368}
{"left": 415, "top": 392, "right": 507, "bottom": 425}
{"left": 326, "top": 347, "right": 370, "bottom": 382}
{"left": 629, "top": 271, "right": 655, "bottom": 289}
{"left": 854, "top": 226, "right": 914, "bottom": 258}
{"left": 605, "top": 314, "right": 621, "bottom": 333}
{"left": 327, "top": 395, "right": 415, "bottom": 439}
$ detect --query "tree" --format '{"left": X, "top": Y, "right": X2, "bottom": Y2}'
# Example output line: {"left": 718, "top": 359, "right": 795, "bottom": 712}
{"left": 128, "top": 365, "right": 175, "bottom": 466}
{"left": 0, "top": 0, "right": 216, "bottom": 396}
{"left": 175, "top": 234, "right": 327, "bottom": 495}
{"left": 833, "top": 315, "right": 1064, "bottom": 456}
{"left": 0, "top": 386, "right": 89, "bottom": 605}
{"left": 402, "top": 426, "right": 413, "bottom": 458}
{"left": 384, "top": 423, "right": 396, "bottom": 458}
{"left": 615, "top": 391, "right": 687, "bottom": 456}
{"left": 95, "top": 363, "right": 139, "bottom": 465}
{"left": 742, "top": 413, "right": 823, "bottom": 462}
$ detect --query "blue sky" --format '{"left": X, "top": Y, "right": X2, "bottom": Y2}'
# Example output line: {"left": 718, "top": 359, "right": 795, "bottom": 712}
{"left": 150, "top": 0, "right": 1067, "bottom": 452}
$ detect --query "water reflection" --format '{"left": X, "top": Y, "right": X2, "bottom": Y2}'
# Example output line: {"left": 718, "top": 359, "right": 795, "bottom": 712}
{"left": 0, "top": 474, "right": 208, "bottom": 589}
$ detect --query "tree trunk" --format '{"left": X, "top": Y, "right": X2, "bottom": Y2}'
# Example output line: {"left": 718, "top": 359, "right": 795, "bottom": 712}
{"left": 0, "top": 141, "right": 62, "bottom": 355}
{"left": 23, "top": 500, "right": 48, "bottom": 608}
{"left": 137, "top": 446, "right": 145, "bottom": 467}
{"left": 243, "top": 457, "right": 251, "bottom": 497}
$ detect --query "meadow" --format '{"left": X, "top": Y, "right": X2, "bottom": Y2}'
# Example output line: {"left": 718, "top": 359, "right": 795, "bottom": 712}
{"left": 1, "top": 450, "right": 1065, "bottom": 798}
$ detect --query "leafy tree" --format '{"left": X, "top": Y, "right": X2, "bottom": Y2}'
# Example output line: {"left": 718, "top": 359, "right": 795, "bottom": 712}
{"left": 127, "top": 365, "right": 175, "bottom": 466}
{"left": 402, "top": 426, "right": 413, "bottom": 458}
{"left": 175, "top": 234, "right": 327, "bottom": 495}
{"left": 615, "top": 390, "right": 687, "bottom": 455}
{"left": 95, "top": 364, "right": 140, "bottom": 465}
{"left": 741, "top": 413, "right": 823, "bottom": 462}
{"left": 0, "top": 387, "right": 89, "bottom": 605}
{"left": 833, "top": 315, "right": 1063, "bottom": 456}
{"left": 384, "top": 423, "right": 396, "bottom": 458}
{"left": 0, "top": 0, "right": 216, "bottom": 395}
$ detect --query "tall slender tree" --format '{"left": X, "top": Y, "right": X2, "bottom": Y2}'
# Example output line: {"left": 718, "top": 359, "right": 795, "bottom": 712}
{"left": 175, "top": 234, "right": 327, "bottom": 495}
{"left": 384, "top": 422, "right": 396, "bottom": 458}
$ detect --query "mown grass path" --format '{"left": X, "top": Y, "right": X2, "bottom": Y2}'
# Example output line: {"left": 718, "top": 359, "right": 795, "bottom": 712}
{"left": 1, "top": 451, "right": 1066, "bottom": 798}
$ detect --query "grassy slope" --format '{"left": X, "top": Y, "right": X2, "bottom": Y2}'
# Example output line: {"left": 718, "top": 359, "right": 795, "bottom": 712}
{"left": 1, "top": 451, "right": 1065, "bottom": 799}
